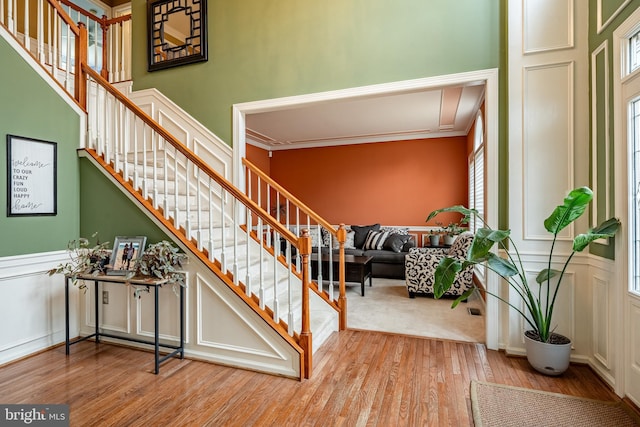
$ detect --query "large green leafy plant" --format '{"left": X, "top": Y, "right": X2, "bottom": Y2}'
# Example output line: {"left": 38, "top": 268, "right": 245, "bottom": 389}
{"left": 428, "top": 187, "right": 620, "bottom": 343}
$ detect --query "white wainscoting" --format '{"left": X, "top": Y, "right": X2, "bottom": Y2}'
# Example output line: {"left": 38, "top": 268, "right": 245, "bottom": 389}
{"left": 77, "top": 255, "right": 301, "bottom": 379}
{"left": 503, "top": 252, "right": 594, "bottom": 366}
{"left": 581, "top": 255, "right": 618, "bottom": 389}
{"left": 0, "top": 251, "right": 80, "bottom": 366}
{"left": 627, "top": 297, "right": 640, "bottom": 405}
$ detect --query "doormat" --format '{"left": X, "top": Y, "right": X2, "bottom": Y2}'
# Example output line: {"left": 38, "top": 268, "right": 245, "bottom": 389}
{"left": 471, "top": 380, "right": 640, "bottom": 426}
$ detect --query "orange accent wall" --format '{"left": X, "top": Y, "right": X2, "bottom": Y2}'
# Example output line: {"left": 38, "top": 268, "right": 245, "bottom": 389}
{"left": 256, "top": 137, "right": 468, "bottom": 227}
{"left": 246, "top": 144, "right": 271, "bottom": 175}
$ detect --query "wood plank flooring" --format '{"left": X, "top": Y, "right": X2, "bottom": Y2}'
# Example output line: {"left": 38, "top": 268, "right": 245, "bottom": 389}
{"left": 0, "top": 330, "right": 623, "bottom": 426}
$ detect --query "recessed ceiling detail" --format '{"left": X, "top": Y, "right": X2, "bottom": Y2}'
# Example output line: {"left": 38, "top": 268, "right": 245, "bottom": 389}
{"left": 246, "top": 83, "right": 485, "bottom": 151}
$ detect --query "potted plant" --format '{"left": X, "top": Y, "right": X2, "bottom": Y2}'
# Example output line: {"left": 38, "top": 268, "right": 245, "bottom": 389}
{"left": 47, "top": 232, "right": 110, "bottom": 290}
{"left": 443, "top": 221, "right": 466, "bottom": 245}
{"left": 427, "top": 187, "right": 620, "bottom": 375}
{"left": 427, "top": 222, "right": 444, "bottom": 246}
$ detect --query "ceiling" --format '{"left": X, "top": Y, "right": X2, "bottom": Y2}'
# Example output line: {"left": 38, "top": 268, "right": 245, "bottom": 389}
{"left": 245, "top": 82, "right": 486, "bottom": 151}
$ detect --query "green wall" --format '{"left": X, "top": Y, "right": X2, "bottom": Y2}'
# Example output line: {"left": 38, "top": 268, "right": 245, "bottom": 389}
{"left": 0, "top": 36, "right": 81, "bottom": 256}
{"left": 588, "top": 0, "right": 640, "bottom": 258}
{"left": 132, "top": 0, "right": 500, "bottom": 145}
{"left": 79, "top": 159, "right": 171, "bottom": 248}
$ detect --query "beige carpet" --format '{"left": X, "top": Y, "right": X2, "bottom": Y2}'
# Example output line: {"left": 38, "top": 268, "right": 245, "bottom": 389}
{"left": 340, "top": 277, "right": 485, "bottom": 343}
{"left": 471, "top": 381, "right": 640, "bottom": 427}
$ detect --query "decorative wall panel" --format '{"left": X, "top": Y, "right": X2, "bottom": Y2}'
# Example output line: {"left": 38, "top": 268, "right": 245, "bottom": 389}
{"left": 597, "top": 0, "right": 631, "bottom": 33}
{"left": 592, "top": 275, "right": 610, "bottom": 367}
{"left": 591, "top": 42, "right": 611, "bottom": 232}
{"left": 524, "top": 0, "right": 573, "bottom": 53}
{"left": 523, "top": 62, "right": 574, "bottom": 240}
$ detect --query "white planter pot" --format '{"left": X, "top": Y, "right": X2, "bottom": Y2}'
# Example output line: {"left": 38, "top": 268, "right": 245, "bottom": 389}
{"left": 524, "top": 331, "right": 572, "bottom": 376}
{"left": 443, "top": 235, "right": 456, "bottom": 245}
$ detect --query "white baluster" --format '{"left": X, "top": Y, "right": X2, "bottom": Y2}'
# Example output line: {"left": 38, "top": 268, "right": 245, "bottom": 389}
{"left": 37, "top": 0, "right": 44, "bottom": 62}
{"left": 196, "top": 167, "right": 202, "bottom": 251}
{"left": 185, "top": 159, "right": 192, "bottom": 239}
{"left": 133, "top": 116, "right": 139, "bottom": 190}
{"left": 245, "top": 205, "right": 251, "bottom": 296}
{"left": 272, "top": 229, "right": 279, "bottom": 321}
{"left": 23, "top": 0, "right": 29, "bottom": 52}
{"left": 208, "top": 176, "right": 214, "bottom": 261}
{"left": 258, "top": 217, "right": 264, "bottom": 310}
{"left": 173, "top": 146, "right": 179, "bottom": 227}
{"left": 120, "top": 22, "right": 125, "bottom": 81}
{"left": 163, "top": 141, "right": 169, "bottom": 218}
{"left": 220, "top": 189, "right": 227, "bottom": 273}
{"left": 153, "top": 132, "right": 159, "bottom": 209}
{"left": 232, "top": 198, "right": 239, "bottom": 285}
{"left": 8, "top": 0, "right": 15, "bottom": 34}
{"left": 64, "top": 28, "right": 71, "bottom": 91}
{"left": 142, "top": 123, "right": 148, "bottom": 199}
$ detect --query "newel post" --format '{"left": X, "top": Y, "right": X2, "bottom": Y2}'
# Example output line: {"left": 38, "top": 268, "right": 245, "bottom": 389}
{"left": 75, "top": 23, "right": 88, "bottom": 109}
{"left": 337, "top": 223, "right": 347, "bottom": 330}
{"left": 299, "top": 229, "right": 313, "bottom": 379}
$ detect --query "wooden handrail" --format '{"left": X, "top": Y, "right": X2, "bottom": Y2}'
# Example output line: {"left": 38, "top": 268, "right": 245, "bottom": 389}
{"left": 46, "top": 0, "right": 80, "bottom": 36}
{"left": 82, "top": 65, "right": 299, "bottom": 247}
{"left": 243, "top": 158, "right": 338, "bottom": 236}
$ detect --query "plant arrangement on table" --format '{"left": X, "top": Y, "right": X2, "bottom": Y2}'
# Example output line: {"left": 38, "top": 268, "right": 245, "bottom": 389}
{"left": 427, "top": 187, "right": 620, "bottom": 375}
{"left": 48, "top": 236, "right": 185, "bottom": 297}
{"left": 47, "top": 232, "right": 110, "bottom": 290}
{"left": 130, "top": 240, "right": 186, "bottom": 298}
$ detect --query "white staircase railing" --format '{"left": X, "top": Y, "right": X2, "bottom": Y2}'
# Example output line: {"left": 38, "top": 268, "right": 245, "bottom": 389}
{"left": 83, "top": 64, "right": 340, "bottom": 378}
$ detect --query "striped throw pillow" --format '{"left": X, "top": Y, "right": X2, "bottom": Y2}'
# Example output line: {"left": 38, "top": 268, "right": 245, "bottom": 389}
{"left": 363, "top": 230, "right": 389, "bottom": 250}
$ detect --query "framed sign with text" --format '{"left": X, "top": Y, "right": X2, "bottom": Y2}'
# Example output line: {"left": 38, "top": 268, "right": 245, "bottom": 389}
{"left": 6, "top": 135, "right": 57, "bottom": 216}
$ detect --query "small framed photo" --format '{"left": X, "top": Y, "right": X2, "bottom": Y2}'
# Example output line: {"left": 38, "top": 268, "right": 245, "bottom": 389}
{"left": 108, "top": 236, "right": 147, "bottom": 275}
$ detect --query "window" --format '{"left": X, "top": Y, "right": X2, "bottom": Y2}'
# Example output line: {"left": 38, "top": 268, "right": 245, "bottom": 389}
{"left": 469, "top": 111, "right": 485, "bottom": 234}
{"left": 469, "top": 111, "right": 485, "bottom": 283}
{"left": 630, "top": 29, "right": 640, "bottom": 74}
{"left": 630, "top": 99, "right": 640, "bottom": 294}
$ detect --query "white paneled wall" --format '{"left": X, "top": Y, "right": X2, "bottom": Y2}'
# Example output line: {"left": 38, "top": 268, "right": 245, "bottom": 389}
{"left": 507, "top": 0, "right": 591, "bottom": 358}
{"left": 0, "top": 251, "right": 80, "bottom": 365}
{"left": 77, "top": 254, "right": 302, "bottom": 378}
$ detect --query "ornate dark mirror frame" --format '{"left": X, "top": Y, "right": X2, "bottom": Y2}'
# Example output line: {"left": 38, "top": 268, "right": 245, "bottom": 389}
{"left": 147, "top": 0, "right": 208, "bottom": 72}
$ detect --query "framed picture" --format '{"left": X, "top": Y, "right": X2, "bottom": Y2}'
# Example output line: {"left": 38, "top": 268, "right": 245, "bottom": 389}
{"left": 147, "top": 0, "right": 208, "bottom": 71}
{"left": 108, "top": 236, "right": 147, "bottom": 275}
{"left": 6, "top": 135, "right": 57, "bottom": 216}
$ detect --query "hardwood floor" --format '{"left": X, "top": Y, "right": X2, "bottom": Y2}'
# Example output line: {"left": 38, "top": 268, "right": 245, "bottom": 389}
{"left": 0, "top": 330, "right": 623, "bottom": 426}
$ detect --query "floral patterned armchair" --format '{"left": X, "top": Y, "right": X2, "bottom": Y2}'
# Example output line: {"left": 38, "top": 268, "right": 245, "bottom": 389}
{"left": 404, "top": 232, "right": 475, "bottom": 298}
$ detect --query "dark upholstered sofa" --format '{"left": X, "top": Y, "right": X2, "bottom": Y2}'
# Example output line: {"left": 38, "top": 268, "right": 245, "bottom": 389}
{"left": 308, "top": 224, "right": 416, "bottom": 280}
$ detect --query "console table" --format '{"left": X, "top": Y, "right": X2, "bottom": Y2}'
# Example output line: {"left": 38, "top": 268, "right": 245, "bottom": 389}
{"left": 64, "top": 274, "right": 184, "bottom": 374}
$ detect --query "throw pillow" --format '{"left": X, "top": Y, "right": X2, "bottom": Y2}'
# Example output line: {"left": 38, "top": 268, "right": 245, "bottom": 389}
{"left": 401, "top": 238, "right": 416, "bottom": 252}
{"left": 363, "top": 230, "right": 389, "bottom": 250}
{"left": 352, "top": 224, "right": 381, "bottom": 248}
{"left": 380, "top": 226, "right": 410, "bottom": 235}
{"left": 332, "top": 230, "right": 356, "bottom": 249}
{"left": 383, "top": 233, "right": 412, "bottom": 253}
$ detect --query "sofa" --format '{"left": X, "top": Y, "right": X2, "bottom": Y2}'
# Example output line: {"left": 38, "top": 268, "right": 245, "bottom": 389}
{"left": 286, "top": 223, "right": 416, "bottom": 279}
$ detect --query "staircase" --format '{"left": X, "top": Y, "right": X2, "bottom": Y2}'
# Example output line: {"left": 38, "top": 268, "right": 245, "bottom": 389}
{"left": 1, "top": 0, "right": 349, "bottom": 379}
